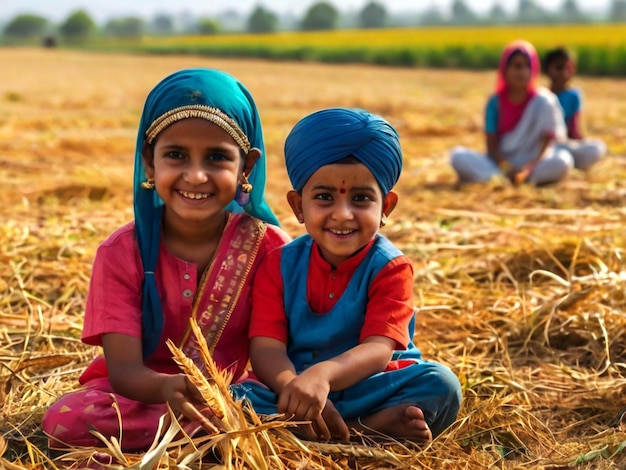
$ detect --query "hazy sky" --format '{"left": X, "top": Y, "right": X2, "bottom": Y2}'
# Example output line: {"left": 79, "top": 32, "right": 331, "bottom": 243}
{"left": 2, "top": 0, "right": 612, "bottom": 22}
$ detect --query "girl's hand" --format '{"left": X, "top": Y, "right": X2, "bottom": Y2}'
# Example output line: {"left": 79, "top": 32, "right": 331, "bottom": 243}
{"left": 277, "top": 369, "right": 330, "bottom": 423}
{"left": 101, "top": 334, "right": 221, "bottom": 434}
{"left": 513, "top": 161, "right": 537, "bottom": 185}
{"left": 161, "top": 374, "right": 220, "bottom": 434}
{"left": 512, "top": 169, "right": 529, "bottom": 185}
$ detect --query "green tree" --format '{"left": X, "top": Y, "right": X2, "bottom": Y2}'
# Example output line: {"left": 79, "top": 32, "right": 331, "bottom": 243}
{"left": 487, "top": 2, "right": 508, "bottom": 24}
{"left": 300, "top": 2, "right": 339, "bottom": 31}
{"left": 419, "top": 5, "right": 445, "bottom": 25}
{"left": 152, "top": 14, "right": 174, "bottom": 35}
{"left": 610, "top": 0, "right": 626, "bottom": 21}
{"left": 517, "top": 0, "right": 551, "bottom": 23}
{"left": 247, "top": 5, "right": 278, "bottom": 33}
{"left": 3, "top": 13, "right": 48, "bottom": 37}
{"left": 104, "top": 16, "right": 144, "bottom": 37}
{"left": 197, "top": 18, "right": 221, "bottom": 35}
{"left": 358, "top": 2, "right": 388, "bottom": 28}
{"left": 561, "top": 0, "right": 586, "bottom": 23}
{"left": 59, "top": 10, "right": 96, "bottom": 39}
{"left": 451, "top": 0, "right": 478, "bottom": 24}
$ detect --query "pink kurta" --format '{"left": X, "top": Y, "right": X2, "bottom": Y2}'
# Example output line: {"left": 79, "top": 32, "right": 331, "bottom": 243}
{"left": 42, "top": 213, "right": 290, "bottom": 450}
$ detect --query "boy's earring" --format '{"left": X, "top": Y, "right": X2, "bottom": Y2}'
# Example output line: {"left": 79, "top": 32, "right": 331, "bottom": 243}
{"left": 241, "top": 173, "right": 253, "bottom": 194}
{"left": 141, "top": 178, "right": 155, "bottom": 190}
{"left": 380, "top": 214, "right": 387, "bottom": 227}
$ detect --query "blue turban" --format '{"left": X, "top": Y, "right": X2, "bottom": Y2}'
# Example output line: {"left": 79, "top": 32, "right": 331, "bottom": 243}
{"left": 133, "top": 68, "right": 278, "bottom": 358}
{"left": 284, "top": 108, "right": 403, "bottom": 194}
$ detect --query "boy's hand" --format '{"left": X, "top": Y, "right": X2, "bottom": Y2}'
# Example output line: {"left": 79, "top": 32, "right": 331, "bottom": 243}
{"left": 321, "top": 400, "right": 350, "bottom": 441}
{"left": 300, "top": 400, "right": 349, "bottom": 442}
{"left": 277, "top": 369, "right": 330, "bottom": 423}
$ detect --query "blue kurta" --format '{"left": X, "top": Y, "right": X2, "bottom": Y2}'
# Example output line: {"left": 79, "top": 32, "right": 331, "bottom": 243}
{"left": 233, "top": 234, "right": 462, "bottom": 437}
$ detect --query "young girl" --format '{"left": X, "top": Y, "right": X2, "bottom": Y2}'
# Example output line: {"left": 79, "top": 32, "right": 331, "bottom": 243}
{"left": 450, "top": 40, "right": 574, "bottom": 185}
{"left": 234, "top": 108, "right": 462, "bottom": 443}
{"left": 42, "top": 68, "right": 290, "bottom": 450}
{"left": 543, "top": 46, "right": 607, "bottom": 171}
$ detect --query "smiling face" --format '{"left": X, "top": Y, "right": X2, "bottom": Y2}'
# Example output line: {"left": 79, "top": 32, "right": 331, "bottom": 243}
{"left": 288, "top": 161, "right": 397, "bottom": 267}
{"left": 143, "top": 117, "right": 257, "bottom": 232}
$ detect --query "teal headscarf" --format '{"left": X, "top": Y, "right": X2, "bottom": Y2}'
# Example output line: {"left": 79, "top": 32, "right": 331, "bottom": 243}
{"left": 133, "top": 68, "right": 278, "bottom": 358}
{"left": 284, "top": 107, "right": 403, "bottom": 194}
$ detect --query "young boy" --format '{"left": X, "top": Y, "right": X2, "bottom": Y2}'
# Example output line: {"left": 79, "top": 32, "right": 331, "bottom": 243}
{"left": 234, "top": 107, "right": 462, "bottom": 443}
{"left": 544, "top": 47, "right": 606, "bottom": 171}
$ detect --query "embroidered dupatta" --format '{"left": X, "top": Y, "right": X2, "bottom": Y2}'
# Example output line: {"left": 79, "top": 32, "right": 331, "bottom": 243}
{"left": 180, "top": 212, "right": 266, "bottom": 381}
{"left": 133, "top": 68, "right": 278, "bottom": 358}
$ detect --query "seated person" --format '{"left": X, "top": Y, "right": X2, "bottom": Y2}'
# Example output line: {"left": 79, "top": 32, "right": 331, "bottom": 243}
{"left": 233, "top": 107, "right": 462, "bottom": 443}
{"left": 543, "top": 46, "right": 607, "bottom": 171}
{"left": 450, "top": 40, "right": 573, "bottom": 185}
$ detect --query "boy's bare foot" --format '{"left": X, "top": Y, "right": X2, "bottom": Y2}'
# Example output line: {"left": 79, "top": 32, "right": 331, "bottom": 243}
{"left": 351, "top": 404, "right": 432, "bottom": 443}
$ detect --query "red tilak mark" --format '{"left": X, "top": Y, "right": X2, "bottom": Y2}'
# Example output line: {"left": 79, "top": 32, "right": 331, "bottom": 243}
{"left": 339, "top": 188, "right": 346, "bottom": 194}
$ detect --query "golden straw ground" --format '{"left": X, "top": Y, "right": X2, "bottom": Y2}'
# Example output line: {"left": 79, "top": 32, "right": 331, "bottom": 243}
{"left": 2, "top": 48, "right": 626, "bottom": 469}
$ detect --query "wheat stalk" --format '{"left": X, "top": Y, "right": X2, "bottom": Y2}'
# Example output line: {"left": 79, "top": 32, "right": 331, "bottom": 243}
{"left": 166, "top": 338, "right": 226, "bottom": 421}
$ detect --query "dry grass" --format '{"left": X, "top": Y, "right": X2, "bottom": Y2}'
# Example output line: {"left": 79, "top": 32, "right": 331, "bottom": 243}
{"left": 1, "top": 48, "right": 626, "bottom": 469}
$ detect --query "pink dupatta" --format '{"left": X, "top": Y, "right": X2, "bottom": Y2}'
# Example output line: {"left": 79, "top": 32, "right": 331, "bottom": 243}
{"left": 180, "top": 212, "right": 266, "bottom": 382}
{"left": 496, "top": 39, "right": 541, "bottom": 94}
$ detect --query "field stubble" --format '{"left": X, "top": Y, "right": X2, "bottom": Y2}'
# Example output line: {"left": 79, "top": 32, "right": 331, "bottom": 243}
{"left": 1, "top": 48, "right": 626, "bottom": 468}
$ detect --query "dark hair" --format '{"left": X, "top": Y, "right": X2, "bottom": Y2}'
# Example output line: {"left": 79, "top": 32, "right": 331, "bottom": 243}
{"left": 543, "top": 47, "right": 573, "bottom": 70}
{"left": 335, "top": 155, "right": 361, "bottom": 164}
{"left": 506, "top": 49, "right": 531, "bottom": 68}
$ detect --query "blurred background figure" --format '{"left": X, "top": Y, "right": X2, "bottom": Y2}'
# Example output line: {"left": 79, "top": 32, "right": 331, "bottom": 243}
{"left": 543, "top": 46, "right": 607, "bottom": 172}
{"left": 450, "top": 39, "right": 573, "bottom": 186}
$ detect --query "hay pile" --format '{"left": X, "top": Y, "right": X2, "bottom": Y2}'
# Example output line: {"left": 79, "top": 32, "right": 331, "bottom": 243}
{"left": 2, "top": 49, "right": 626, "bottom": 469}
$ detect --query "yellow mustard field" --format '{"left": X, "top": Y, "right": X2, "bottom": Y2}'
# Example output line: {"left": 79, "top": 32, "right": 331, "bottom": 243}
{"left": 145, "top": 24, "right": 626, "bottom": 49}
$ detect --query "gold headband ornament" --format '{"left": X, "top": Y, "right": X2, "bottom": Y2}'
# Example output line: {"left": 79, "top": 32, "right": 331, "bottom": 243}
{"left": 145, "top": 105, "right": 251, "bottom": 153}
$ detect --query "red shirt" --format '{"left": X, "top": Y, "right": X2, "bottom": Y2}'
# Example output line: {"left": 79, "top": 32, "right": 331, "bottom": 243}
{"left": 250, "top": 238, "right": 415, "bottom": 350}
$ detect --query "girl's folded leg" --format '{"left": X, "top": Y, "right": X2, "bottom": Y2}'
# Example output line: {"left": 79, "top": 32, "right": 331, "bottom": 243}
{"left": 42, "top": 379, "right": 167, "bottom": 451}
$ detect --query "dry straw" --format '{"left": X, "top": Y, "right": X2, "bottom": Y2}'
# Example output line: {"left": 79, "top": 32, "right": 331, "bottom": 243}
{"left": 3, "top": 48, "right": 626, "bottom": 469}
{"left": 3, "top": 182, "right": 626, "bottom": 468}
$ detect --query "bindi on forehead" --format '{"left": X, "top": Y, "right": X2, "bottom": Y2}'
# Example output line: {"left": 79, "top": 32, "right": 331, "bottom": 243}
{"left": 339, "top": 181, "right": 346, "bottom": 194}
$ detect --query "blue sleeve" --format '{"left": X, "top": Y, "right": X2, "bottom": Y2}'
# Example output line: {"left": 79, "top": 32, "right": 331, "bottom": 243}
{"left": 559, "top": 89, "right": 582, "bottom": 123}
{"left": 484, "top": 94, "right": 498, "bottom": 134}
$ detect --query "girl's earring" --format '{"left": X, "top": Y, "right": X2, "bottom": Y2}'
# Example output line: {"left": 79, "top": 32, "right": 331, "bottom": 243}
{"left": 141, "top": 178, "right": 155, "bottom": 190}
{"left": 241, "top": 173, "right": 253, "bottom": 194}
{"left": 235, "top": 173, "right": 252, "bottom": 206}
{"left": 380, "top": 214, "right": 387, "bottom": 227}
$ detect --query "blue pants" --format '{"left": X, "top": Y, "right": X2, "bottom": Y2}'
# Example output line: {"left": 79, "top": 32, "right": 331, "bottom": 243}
{"left": 232, "top": 360, "right": 462, "bottom": 438}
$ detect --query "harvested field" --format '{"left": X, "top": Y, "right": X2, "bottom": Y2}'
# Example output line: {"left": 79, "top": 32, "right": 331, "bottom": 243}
{"left": 1, "top": 48, "right": 626, "bottom": 469}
